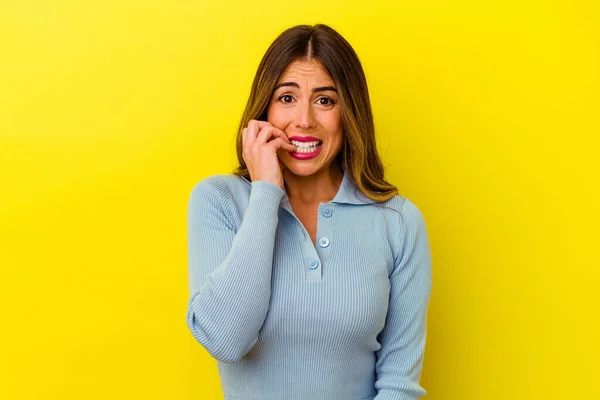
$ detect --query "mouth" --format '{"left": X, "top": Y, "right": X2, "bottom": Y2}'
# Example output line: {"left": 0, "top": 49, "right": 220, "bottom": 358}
{"left": 289, "top": 139, "right": 323, "bottom": 153}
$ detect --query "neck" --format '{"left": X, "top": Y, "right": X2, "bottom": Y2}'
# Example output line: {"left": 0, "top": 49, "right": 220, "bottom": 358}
{"left": 283, "top": 163, "right": 344, "bottom": 205}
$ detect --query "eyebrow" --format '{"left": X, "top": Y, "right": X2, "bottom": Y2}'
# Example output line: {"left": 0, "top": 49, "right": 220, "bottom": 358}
{"left": 274, "top": 81, "right": 337, "bottom": 93}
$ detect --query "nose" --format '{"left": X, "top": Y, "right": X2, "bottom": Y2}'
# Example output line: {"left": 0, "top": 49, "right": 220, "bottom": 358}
{"left": 294, "top": 99, "right": 315, "bottom": 130}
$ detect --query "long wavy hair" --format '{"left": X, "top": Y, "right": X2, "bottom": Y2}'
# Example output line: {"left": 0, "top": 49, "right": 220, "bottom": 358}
{"left": 232, "top": 23, "right": 399, "bottom": 203}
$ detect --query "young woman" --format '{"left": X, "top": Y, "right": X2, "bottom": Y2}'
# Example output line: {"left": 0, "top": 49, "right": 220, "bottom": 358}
{"left": 186, "top": 23, "right": 433, "bottom": 400}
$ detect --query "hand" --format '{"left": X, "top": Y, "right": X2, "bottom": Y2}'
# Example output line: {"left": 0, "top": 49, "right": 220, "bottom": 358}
{"left": 242, "top": 119, "right": 297, "bottom": 190}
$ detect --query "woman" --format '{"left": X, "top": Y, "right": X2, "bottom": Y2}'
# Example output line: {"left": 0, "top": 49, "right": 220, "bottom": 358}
{"left": 186, "top": 24, "right": 432, "bottom": 400}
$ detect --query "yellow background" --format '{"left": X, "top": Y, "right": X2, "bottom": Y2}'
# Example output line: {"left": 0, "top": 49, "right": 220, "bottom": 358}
{"left": 1, "top": 1, "right": 598, "bottom": 399}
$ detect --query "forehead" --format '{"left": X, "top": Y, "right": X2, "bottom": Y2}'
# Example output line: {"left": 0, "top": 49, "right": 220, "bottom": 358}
{"left": 277, "top": 59, "right": 333, "bottom": 84}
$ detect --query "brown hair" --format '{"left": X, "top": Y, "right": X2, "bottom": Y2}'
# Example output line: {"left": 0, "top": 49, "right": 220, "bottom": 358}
{"left": 232, "top": 23, "right": 400, "bottom": 204}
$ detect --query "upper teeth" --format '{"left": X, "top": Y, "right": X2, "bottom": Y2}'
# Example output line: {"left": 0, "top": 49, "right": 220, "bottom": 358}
{"left": 291, "top": 140, "right": 320, "bottom": 147}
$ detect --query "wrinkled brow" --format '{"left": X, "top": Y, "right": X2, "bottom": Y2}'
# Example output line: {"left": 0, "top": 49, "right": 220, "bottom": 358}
{"left": 274, "top": 82, "right": 337, "bottom": 93}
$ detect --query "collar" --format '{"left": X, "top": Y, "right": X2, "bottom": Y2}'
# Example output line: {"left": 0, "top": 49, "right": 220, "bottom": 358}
{"left": 240, "top": 167, "right": 377, "bottom": 205}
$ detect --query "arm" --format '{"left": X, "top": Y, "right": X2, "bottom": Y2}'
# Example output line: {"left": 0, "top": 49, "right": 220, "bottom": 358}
{"left": 374, "top": 198, "right": 433, "bottom": 400}
{"left": 185, "top": 176, "right": 284, "bottom": 364}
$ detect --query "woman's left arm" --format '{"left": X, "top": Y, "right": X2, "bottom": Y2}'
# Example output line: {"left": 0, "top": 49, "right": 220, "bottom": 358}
{"left": 373, "top": 198, "right": 433, "bottom": 400}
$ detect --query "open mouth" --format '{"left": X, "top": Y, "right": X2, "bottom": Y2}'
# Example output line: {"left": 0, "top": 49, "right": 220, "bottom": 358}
{"left": 290, "top": 140, "right": 322, "bottom": 153}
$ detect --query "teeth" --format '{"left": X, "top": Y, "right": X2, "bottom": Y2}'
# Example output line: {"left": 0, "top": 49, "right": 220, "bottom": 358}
{"left": 290, "top": 140, "right": 322, "bottom": 153}
{"left": 290, "top": 140, "right": 321, "bottom": 147}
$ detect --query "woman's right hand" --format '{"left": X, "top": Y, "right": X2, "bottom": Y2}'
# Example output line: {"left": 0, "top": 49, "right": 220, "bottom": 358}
{"left": 242, "top": 119, "right": 297, "bottom": 190}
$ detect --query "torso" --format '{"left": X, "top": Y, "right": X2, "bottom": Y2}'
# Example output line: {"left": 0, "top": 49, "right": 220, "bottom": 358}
{"left": 289, "top": 201, "right": 320, "bottom": 247}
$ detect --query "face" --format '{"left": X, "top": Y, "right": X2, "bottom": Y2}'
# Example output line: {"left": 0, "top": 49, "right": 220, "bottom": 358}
{"left": 267, "top": 59, "right": 343, "bottom": 176}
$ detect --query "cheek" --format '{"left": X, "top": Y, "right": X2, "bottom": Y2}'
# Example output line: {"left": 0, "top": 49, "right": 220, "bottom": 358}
{"left": 323, "top": 116, "right": 343, "bottom": 138}
{"left": 267, "top": 107, "right": 291, "bottom": 127}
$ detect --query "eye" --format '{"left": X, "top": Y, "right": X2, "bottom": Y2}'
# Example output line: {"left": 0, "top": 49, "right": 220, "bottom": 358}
{"left": 278, "top": 94, "right": 294, "bottom": 104}
{"left": 317, "top": 97, "right": 336, "bottom": 106}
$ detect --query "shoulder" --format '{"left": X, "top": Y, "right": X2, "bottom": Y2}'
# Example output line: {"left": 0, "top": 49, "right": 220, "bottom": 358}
{"left": 395, "top": 196, "right": 429, "bottom": 263}
{"left": 400, "top": 196, "right": 426, "bottom": 224}
{"left": 378, "top": 193, "right": 426, "bottom": 225}
{"left": 188, "top": 174, "right": 237, "bottom": 207}
{"left": 188, "top": 173, "right": 252, "bottom": 208}
{"left": 189, "top": 173, "right": 247, "bottom": 194}
{"left": 377, "top": 194, "right": 429, "bottom": 258}
{"left": 189, "top": 174, "right": 227, "bottom": 199}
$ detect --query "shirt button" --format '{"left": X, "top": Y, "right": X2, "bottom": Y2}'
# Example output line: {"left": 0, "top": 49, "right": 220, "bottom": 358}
{"left": 308, "top": 260, "right": 320, "bottom": 270}
{"left": 322, "top": 206, "right": 333, "bottom": 218}
{"left": 318, "top": 237, "right": 330, "bottom": 248}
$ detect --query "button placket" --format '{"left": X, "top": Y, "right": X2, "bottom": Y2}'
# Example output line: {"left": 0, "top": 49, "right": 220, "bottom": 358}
{"left": 304, "top": 257, "right": 321, "bottom": 281}
{"left": 305, "top": 203, "right": 334, "bottom": 281}
{"left": 318, "top": 237, "right": 330, "bottom": 247}
{"left": 280, "top": 198, "right": 323, "bottom": 281}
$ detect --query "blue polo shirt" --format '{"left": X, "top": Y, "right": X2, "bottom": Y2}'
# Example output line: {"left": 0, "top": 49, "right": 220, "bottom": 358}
{"left": 186, "top": 166, "right": 433, "bottom": 400}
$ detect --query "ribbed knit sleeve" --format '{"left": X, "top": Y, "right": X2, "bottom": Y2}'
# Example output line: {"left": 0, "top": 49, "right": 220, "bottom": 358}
{"left": 186, "top": 176, "right": 285, "bottom": 364}
{"left": 373, "top": 199, "right": 433, "bottom": 400}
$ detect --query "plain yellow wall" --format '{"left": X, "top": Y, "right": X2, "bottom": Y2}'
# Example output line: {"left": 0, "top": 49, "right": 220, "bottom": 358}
{"left": 1, "top": 1, "right": 598, "bottom": 399}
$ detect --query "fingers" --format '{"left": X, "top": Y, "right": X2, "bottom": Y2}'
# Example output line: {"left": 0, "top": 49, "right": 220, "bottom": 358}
{"left": 241, "top": 119, "right": 296, "bottom": 185}
{"left": 242, "top": 127, "right": 248, "bottom": 149}
{"left": 243, "top": 119, "right": 296, "bottom": 155}
{"left": 271, "top": 137, "right": 297, "bottom": 152}
{"left": 270, "top": 127, "right": 292, "bottom": 144}
{"left": 246, "top": 119, "right": 290, "bottom": 144}
{"left": 248, "top": 119, "right": 269, "bottom": 141}
{"left": 242, "top": 119, "right": 264, "bottom": 148}
{"left": 257, "top": 126, "right": 296, "bottom": 153}
{"left": 242, "top": 119, "right": 260, "bottom": 149}
{"left": 256, "top": 125, "right": 278, "bottom": 145}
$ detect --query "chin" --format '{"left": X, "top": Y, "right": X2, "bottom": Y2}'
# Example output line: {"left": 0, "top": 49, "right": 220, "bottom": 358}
{"left": 283, "top": 162, "right": 320, "bottom": 177}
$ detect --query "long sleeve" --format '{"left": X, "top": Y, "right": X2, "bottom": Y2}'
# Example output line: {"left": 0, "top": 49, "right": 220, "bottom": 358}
{"left": 185, "top": 176, "right": 285, "bottom": 364}
{"left": 373, "top": 199, "right": 433, "bottom": 400}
